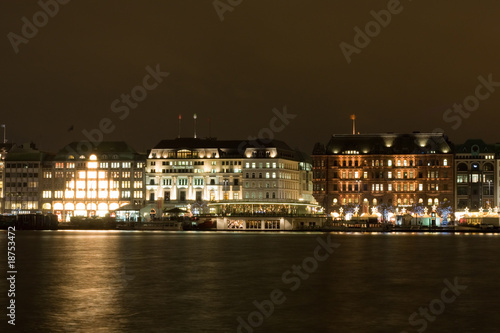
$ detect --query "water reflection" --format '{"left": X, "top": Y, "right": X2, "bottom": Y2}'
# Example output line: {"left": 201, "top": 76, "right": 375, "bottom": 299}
{"left": 4, "top": 231, "right": 500, "bottom": 332}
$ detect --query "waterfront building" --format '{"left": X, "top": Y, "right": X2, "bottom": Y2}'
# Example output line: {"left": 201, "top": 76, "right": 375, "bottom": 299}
{"left": 0, "top": 142, "right": 15, "bottom": 213}
{"left": 145, "top": 137, "right": 323, "bottom": 229}
{"left": 454, "top": 139, "right": 499, "bottom": 214}
{"left": 3, "top": 143, "right": 47, "bottom": 214}
{"left": 43, "top": 141, "right": 146, "bottom": 222}
{"left": 312, "top": 132, "right": 454, "bottom": 219}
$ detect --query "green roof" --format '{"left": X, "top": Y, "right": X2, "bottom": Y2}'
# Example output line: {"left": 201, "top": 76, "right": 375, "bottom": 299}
{"left": 54, "top": 141, "right": 144, "bottom": 161}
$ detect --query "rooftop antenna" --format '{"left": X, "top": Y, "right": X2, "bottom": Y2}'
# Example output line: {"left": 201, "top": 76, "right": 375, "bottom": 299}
{"left": 350, "top": 114, "right": 356, "bottom": 135}
{"left": 193, "top": 113, "right": 197, "bottom": 138}
{"left": 178, "top": 114, "right": 181, "bottom": 138}
{"left": 208, "top": 117, "right": 212, "bottom": 138}
{"left": 1, "top": 124, "right": 5, "bottom": 143}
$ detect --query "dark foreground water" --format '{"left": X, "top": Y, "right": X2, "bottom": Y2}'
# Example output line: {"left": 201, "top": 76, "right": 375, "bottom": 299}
{"left": 1, "top": 231, "right": 500, "bottom": 333}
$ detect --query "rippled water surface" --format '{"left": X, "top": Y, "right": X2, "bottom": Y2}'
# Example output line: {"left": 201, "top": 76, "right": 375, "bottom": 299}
{"left": 2, "top": 231, "right": 500, "bottom": 332}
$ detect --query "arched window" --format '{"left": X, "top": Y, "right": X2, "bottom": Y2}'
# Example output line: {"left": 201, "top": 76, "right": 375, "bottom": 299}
{"left": 443, "top": 159, "right": 448, "bottom": 166}
{"left": 483, "top": 163, "right": 494, "bottom": 171}
{"left": 428, "top": 198, "right": 432, "bottom": 206}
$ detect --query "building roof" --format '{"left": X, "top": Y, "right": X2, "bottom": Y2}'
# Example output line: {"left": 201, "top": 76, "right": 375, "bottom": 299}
{"left": 4, "top": 143, "right": 47, "bottom": 162}
{"left": 454, "top": 139, "right": 499, "bottom": 156}
{"left": 151, "top": 137, "right": 309, "bottom": 162}
{"left": 54, "top": 141, "right": 144, "bottom": 161}
{"left": 313, "top": 132, "right": 453, "bottom": 155}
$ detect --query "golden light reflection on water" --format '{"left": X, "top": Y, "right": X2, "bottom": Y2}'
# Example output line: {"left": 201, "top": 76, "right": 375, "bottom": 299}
{"left": 38, "top": 232, "right": 132, "bottom": 332}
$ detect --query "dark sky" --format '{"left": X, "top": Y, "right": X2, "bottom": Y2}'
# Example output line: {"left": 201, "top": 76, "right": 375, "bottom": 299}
{"left": 2, "top": 0, "right": 500, "bottom": 154}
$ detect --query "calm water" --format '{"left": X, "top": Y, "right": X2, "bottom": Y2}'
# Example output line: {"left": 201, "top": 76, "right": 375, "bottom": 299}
{"left": 1, "top": 231, "right": 500, "bottom": 333}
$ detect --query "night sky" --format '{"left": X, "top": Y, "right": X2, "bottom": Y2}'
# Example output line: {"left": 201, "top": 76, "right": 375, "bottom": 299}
{"left": 2, "top": 0, "right": 500, "bottom": 154}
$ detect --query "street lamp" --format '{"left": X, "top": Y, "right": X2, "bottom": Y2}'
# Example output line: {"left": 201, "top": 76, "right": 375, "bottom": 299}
{"left": 486, "top": 179, "right": 492, "bottom": 207}
{"left": 356, "top": 179, "right": 361, "bottom": 214}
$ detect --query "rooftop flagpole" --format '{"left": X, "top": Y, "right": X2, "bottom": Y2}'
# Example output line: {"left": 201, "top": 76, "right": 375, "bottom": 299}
{"left": 193, "top": 113, "right": 197, "bottom": 138}
{"left": 178, "top": 115, "right": 181, "bottom": 138}
{"left": 350, "top": 114, "right": 356, "bottom": 135}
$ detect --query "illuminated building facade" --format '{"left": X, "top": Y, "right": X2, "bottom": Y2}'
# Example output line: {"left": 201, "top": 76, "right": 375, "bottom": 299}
{"left": 42, "top": 141, "right": 146, "bottom": 222}
{"left": 312, "top": 132, "right": 454, "bottom": 215}
{"left": 454, "top": 140, "right": 498, "bottom": 212}
{"left": 145, "top": 138, "right": 317, "bottom": 221}
{"left": 0, "top": 142, "right": 15, "bottom": 213}
{"left": 3, "top": 143, "right": 46, "bottom": 214}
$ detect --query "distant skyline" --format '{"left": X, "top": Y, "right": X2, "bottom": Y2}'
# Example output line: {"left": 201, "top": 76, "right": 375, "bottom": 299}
{"left": 2, "top": 1, "right": 500, "bottom": 154}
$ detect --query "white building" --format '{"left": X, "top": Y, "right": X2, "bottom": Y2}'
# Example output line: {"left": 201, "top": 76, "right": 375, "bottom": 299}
{"left": 146, "top": 138, "right": 320, "bottom": 227}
